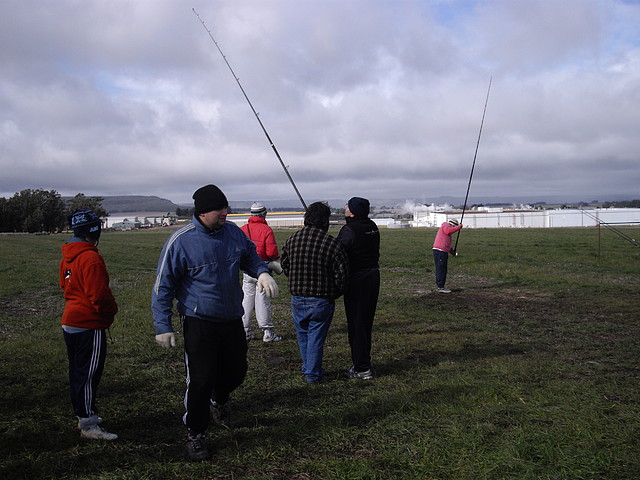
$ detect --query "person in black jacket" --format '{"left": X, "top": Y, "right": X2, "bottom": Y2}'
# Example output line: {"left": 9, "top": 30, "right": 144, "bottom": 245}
{"left": 336, "top": 197, "right": 380, "bottom": 380}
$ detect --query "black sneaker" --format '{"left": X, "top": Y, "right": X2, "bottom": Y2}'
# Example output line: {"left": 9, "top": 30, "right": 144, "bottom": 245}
{"left": 186, "top": 432, "right": 211, "bottom": 461}
{"left": 210, "top": 401, "right": 230, "bottom": 427}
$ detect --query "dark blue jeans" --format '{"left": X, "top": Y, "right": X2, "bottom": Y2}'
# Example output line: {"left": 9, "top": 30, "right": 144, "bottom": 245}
{"left": 433, "top": 249, "right": 449, "bottom": 288}
{"left": 291, "top": 296, "right": 335, "bottom": 382}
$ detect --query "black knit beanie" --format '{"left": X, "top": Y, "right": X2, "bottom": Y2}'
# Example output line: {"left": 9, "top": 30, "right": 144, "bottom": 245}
{"left": 348, "top": 197, "right": 370, "bottom": 218}
{"left": 193, "top": 184, "right": 229, "bottom": 215}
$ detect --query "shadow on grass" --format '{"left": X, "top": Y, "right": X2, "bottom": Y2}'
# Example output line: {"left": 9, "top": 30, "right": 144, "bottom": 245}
{"left": 372, "top": 342, "right": 528, "bottom": 379}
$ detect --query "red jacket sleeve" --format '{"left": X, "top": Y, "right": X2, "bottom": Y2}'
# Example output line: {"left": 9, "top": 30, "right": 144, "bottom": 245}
{"left": 264, "top": 228, "right": 279, "bottom": 260}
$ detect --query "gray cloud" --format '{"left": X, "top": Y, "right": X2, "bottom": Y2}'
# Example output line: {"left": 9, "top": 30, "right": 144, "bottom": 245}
{"left": 1, "top": 0, "right": 638, "bottom": 206}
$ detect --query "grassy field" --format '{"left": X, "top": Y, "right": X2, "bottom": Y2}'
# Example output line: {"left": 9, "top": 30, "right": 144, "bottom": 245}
{"left": 0, "top": 226, "right": 639, "bottom": 480}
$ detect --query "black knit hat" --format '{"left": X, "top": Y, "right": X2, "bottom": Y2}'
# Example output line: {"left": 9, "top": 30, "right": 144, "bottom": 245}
{"left": 347, "top": 197, "right": 370, "bottom": 218}
{"left": 193, "top": 184, "right": 228, "bottom": 215}
{"left": 68, "top": 209, "right": 101, "bottom": 239}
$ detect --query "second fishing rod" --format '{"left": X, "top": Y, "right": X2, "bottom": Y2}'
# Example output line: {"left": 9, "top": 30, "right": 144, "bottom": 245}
{"left": 453, "top": 76, "right": 492, "bottom": 254}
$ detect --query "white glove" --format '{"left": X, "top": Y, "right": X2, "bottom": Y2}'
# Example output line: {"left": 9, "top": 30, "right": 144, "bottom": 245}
{"left": 257, "top": 272, "right": 279, "bottom": 298}
{"left": 155, "top": 332, "right": 176, "bottom": 348}
{"left": 268, "top": 260, "right": 283, "bottom": 275}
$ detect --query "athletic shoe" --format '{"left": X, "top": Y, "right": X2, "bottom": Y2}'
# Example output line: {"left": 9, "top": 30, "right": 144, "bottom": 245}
{"left": 77, "top": 416, "right": 102, "bottom": 430}
{"left": 436, "top": 288, "right": 452, "bottom": 293}
{"left": 245, "top": 330, "right": 254, "bottom": 341}
{"left": 210, "top": 401, "right": 230, "bottom": 427}
{"left": 343, "top": 366, "right": 374, "bottom": 380}
{"left": 186, "top": 432, "right": 211, "bottom": 461}
{"left": 80, "top": 424, "right": 118, "bottom": 440}
{"left": 263, "top": 329, "right": 283, "bottom": 342}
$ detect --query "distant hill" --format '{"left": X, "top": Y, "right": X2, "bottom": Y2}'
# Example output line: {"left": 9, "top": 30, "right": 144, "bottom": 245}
{"left": 91, "top": 193, "right": 638, "bottom": 214}
{"left": 98, "top": 196, "right": 181, "bottom": 214}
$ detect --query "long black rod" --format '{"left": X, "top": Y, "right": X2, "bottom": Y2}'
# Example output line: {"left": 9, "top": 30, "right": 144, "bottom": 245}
{"left": 192, "top": 8, "right": 307, "bottom": 210}
{"left": 454, "top": 76, "right": 492, "bottom": 252}
{"left": 580, "top": 209, "right": 639, "bottom": 247}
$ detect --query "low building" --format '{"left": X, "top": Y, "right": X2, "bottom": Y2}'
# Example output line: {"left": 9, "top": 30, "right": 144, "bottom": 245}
{"left": 104, "top": 214, "right": 178, "bottom": 230}
{"left": 411, "top": 206, "right": 640, "bottom": 228}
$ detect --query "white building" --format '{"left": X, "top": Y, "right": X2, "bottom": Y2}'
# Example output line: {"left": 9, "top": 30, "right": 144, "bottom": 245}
{"left": 104, "top": 213, "right": 177, "bottom": 230}
{"left": 411, "top": 207, "right": 640, "bottom": 228}
{"left": 227, "top": 212, "right": 305, "bottom": 228}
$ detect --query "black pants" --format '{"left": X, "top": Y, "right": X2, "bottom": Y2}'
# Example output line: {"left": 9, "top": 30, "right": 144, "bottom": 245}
{"left": 344, "top": 268, "right": 380, "bottom": 372}
{"left": 433, "top": 249, "right": 449, "bottom": 288}
{"left": 63, "top": 328, "right": 106, "bottom": 418}
{"left": 182, "top": 316, "right": 247, "bottom": 434}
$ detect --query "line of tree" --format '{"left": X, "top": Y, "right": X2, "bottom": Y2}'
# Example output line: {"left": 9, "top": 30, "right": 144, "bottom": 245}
{"left": 0, "top": 189, "right": 107, "bottom": 233}
{"left": 175, "top": 207, "right": 195, "bottom": 217}
{"left": 601, "top": 199, "right": 640, "bottom": 208}
{"left": 175, "top": 207, "right": 240, "bottom": 217}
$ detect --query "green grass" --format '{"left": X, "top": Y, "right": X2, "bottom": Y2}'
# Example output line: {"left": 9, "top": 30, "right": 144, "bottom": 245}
{"left": 1, "top": 226, "right": 639, "bottom": 479}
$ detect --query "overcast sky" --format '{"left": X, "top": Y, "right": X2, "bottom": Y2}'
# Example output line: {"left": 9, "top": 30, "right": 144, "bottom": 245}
{"left": 1, "top": 0, "right": 639, "bottom": 207}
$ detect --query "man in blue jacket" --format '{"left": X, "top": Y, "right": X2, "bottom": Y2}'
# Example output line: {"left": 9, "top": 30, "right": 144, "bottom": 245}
{"left": 152, "top": 184, "right": 278, "bottom": 461}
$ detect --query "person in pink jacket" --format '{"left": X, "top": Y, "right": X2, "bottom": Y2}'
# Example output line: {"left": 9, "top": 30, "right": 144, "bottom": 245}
{"left": 432, "top": 219, "right": 462, "bottom": 293}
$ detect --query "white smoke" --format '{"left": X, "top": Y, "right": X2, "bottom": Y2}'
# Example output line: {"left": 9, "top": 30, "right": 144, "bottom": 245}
{"left": 400, "top": 200, "right": 430, "bottom": 215}
{"left": 400, "top": 200, "right": 457, "bottom": 215}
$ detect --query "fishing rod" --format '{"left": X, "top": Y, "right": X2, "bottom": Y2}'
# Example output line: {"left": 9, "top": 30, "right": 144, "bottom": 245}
{"left": 580, "top": 208, "right": 639, "bottom": 247}
{"left": 192, "top": 8, "right": 308, "bottom": 210}
{"left": 453, "top": 76, "right": 492, "bottom": 253}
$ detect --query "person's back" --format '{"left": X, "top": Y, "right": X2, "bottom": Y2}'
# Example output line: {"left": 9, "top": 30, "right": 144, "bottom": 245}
{"left": 239, "top": 202, "right": 282, "bottom": 342}
{"left": 281, "top": 202, "right": 349, "bottom": 383}
{"left": 433, "top": 221, "right": 461, "bottom": 253}
{"left": 283, "top": 224, "right": 348, "bottom": 299}
{"left": 240, "top": 214, "right": 278, "bottom": 261}
{"left": 336, "top": 196, "right": 380, "bottom": 380}
{"left": 337, "top": 217, "right": 380, "bottom": 271}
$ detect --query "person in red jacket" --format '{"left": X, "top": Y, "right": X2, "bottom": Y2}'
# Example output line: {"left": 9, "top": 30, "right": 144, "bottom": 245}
{"left": 60, "top": 209, "right": 118, "bottom": 440}
{"left": 432, "top": 219, "right": 462, "bottom": 293}
{"left": 240, "top": 202, "right": 283, "bottom": 342}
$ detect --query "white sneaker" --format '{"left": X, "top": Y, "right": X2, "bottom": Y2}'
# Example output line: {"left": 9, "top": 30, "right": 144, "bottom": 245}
{"left": 343, "top": 366, "right": 374, "bottom": 380}
{"left": 263, "top": 330, "right": 282, "bottom": 342}
{"left": 80, "top": 424, "right": 118, "bottom": 440}
{"left": 77, "top": 416, "right": 102, "bottom": 430}
{"left": 437, "top": 288, "right": 452, "bottom": 293}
